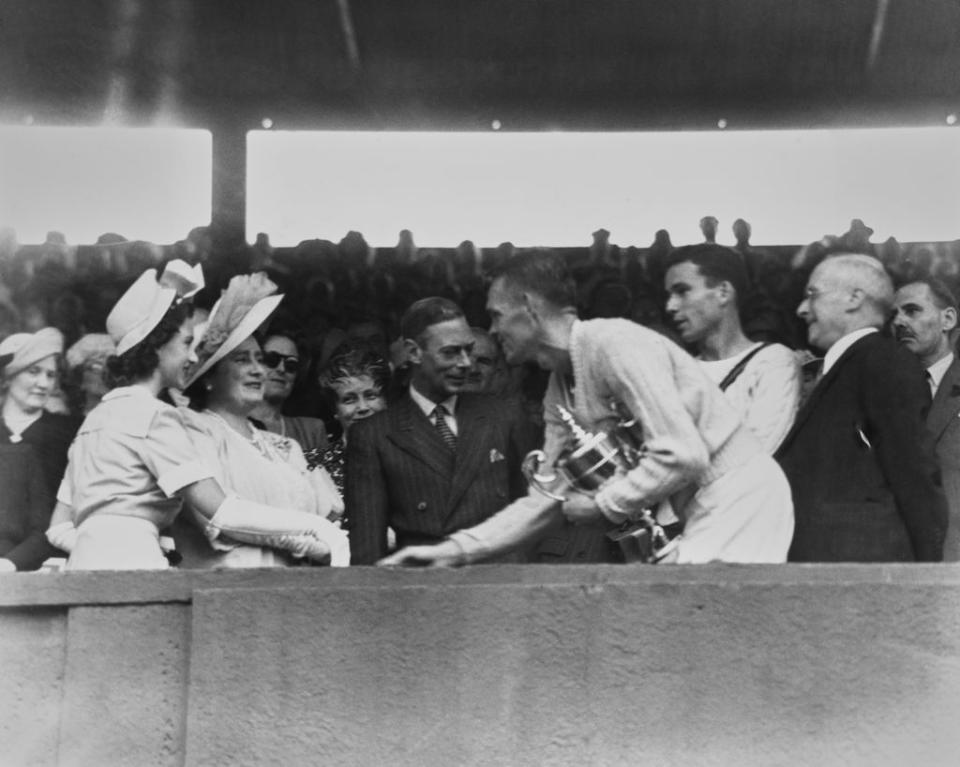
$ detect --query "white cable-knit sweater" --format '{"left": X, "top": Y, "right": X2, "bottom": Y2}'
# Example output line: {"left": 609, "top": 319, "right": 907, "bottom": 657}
{"left": 451, "top": 319, "right": 789, "bottom": 562}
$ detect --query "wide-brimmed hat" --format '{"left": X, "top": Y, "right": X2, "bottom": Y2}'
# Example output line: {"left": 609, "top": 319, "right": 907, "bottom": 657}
{"left": 184, "top": 272, "right": 283, "bottom": 389}
{"left": 106, "top": 260, "right": 204, "bottom": 355}
{"left": 0, "top": 327, "right": 64, "bottom": 378}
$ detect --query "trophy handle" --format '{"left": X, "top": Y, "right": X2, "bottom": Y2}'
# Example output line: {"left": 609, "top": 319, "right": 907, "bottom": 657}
{"left": 521, "top": 450, "right": 568, "bottom": 502}
{"left": 607, "top": 509, "right": 682, "bottom": 564}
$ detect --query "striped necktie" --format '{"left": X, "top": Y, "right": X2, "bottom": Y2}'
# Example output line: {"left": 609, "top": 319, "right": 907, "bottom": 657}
{"left": 432, "top": 404, "right": 457, "bottom": 451}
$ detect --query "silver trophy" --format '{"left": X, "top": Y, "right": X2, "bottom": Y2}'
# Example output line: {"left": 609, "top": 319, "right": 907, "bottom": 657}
{"left": 521, "top": 403, "right": 680, "bottom": 563}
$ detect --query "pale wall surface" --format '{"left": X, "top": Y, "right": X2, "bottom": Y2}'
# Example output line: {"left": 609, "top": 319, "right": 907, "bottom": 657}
{"left": 3, "top": 565, "right": 960, "bottom": 767}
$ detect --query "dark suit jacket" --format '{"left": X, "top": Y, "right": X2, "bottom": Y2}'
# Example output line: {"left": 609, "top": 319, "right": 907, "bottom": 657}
{"left": 776, "top": 333, "right": 947, "bottom": 561}
{"left": 927, "top": 356, "right": 960, "bottom": 561}
{"left": 345, "top": 392, "right": 539, "bottom": 564}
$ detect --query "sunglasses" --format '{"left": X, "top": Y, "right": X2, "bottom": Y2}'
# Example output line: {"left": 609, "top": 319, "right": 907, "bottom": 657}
{"left": 262, "top": 352, "right": 300, "bottom": 374}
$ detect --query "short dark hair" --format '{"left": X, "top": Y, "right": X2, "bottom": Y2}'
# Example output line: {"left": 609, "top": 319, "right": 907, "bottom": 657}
{"left": 665, "top": 244, "right": 749, "bottom": 304}
{"left": 105, "top": 300, "right": 193, "bottom": 388}
{"left": 903, "top": 276, "right": 958, "bottom": 311}
{"left": 491, "top": 249, "right": 576, "bottom": 309}
{"left": 317, "top": 343, "right": 391, "bottom": 409}
{"left": 400, "top": 297, "right": 465, "bottom": 345}
{"left": 264, "top": 326, "right": 306, "bottom": 354}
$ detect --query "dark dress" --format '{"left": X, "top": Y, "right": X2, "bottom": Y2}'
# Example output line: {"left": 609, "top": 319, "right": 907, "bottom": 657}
{"left": 0, "top": 410, "right": 81, "bottom": 498}
{"left": 0, "top": 443, "right": 60, "bottom": 569}
{"left": 0, "top": 410, "right": 80, "bottom": 570}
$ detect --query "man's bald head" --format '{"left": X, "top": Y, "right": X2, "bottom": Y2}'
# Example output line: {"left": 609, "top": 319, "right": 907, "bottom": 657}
{"left": 815, "top": 254, "right": 894, "bottom": 318}
{"left": 799, "top": 253, "right": 894, "bottom": 351}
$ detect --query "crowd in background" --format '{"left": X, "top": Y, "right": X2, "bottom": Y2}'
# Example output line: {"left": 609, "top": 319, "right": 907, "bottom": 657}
{"left": 3, "top": 216, "right": 960, "bottom": 426}
{"left": 1, "top": 213, "right": 959, "bottom": 571}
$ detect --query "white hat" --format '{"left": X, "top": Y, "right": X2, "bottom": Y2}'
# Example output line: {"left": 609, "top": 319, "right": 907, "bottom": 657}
{"left": 0, "top": 327, "right": 64, "bottom": 377}
{"left": 184, "top": 272, "right": 283, "bottom": 389}
{"left": 106, "top": 260, "right": 204, "bottom": 356}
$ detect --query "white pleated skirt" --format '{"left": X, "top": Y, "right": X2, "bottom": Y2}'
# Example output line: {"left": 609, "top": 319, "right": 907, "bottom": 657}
{"left": 67, "top": 515, "right": 170, "bottom": 571}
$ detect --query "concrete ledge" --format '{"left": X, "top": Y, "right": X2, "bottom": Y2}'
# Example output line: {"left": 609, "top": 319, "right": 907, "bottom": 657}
{"left": 4, "top": 565, "right": 960, "bottom": 766}
{"left": 4, "top": 563, "right": 960, "bottom": 607}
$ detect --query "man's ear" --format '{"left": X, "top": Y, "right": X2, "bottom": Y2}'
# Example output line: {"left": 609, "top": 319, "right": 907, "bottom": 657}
{"left": 716, "top": 280, "right": 734, "bottom": 305}
{"left": 846, "top": 287, "right": 866, "bottom": 311}
{"left": 403, "top": 337, "right": 422, "bottom": 365}
{"left": 521, "top": 291, "right": 542, "bottom": 322}
{"left": 943, "top": 306, "right": 958, "bottom": 333}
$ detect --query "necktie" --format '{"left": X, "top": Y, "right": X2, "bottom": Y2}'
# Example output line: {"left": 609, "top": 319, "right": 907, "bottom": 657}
{"left": 432, "top": 404, "right": 457, "bottom": 451}
{"left": 925, "top": 370, "right": 935, "bottom": 397}
{"left": 798, "top": 357, "right": 824, "bottom": 409}
{"left": 808, "top": 357, "right": 825, "bottom": 384}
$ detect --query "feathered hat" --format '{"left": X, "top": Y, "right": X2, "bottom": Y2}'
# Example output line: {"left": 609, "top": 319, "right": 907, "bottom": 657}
{"left": 184, "top": 272, "right": 283, "bottom": 388}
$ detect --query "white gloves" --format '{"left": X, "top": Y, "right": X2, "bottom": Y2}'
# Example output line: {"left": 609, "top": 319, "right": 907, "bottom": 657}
{"left": 46, "top": 521, "right": 79, "bottom": 554}
{"left": 207, "top": 496, "right": 350, "bottom": 566}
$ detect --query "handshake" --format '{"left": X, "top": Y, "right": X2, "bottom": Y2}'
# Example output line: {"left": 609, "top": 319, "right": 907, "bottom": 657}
{"left": 379, "top": 403, "right": 679, "bottom": 567}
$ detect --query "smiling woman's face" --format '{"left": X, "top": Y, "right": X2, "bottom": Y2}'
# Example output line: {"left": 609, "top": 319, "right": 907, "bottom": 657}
{"left": 206, "top": 336, "right": 266, "bottom": 415}
{"left": 4, "top": 355, "right": 58, "bottom": 415}
{"left": 331, "top": 374, "right": 386, "bottom": 431}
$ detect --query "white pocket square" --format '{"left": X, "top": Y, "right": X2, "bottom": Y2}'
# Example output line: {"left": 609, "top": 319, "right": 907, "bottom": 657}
{"left": 490, "top": 449, "right": 505, "bottom": 463}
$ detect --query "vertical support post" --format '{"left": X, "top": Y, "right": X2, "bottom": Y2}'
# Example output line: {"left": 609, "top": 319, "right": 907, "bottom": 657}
{"left": 866, "top": 0, "right": 890, "bottom": 73}
{"left": 336, "top": 0, "right": 362, "bottom": 74}
{"left": 210, "top": 121, "right": 248, "bottom": 245}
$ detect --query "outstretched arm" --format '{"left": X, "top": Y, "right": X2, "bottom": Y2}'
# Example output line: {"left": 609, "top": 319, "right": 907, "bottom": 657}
{"left": 379, "top": 492, "right": 562, "bottom": 567}
{"left": 377, "top": 538, "right": 467, "bottom": 568}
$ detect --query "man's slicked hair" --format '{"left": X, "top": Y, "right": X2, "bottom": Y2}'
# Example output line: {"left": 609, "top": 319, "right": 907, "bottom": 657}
{"left": 902, "top": 276, "right": 959, "bottom": 312}
{"left": 400, "top": 296, "right": 465, "bottom": 345}
{"left": 491, "top": 249, "right": 577, "bottom": 309}
{"left": 666, "top": 244, "right": 749, "bottom": 304}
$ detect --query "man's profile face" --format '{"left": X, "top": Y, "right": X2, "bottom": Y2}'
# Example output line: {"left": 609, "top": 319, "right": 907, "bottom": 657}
{"left": 486, "top": 278, "right": 538, "bottom": 365}
{"left": 797, "top": 263, "right": 851, "bottom": 352}
{"left": 892, "top": 283, "right": 953, "bottom": 362}
{"left": 407, "top": 317, "right": 474, "bottom": 402}
{"left": 664, "top": 261, "right": 724, "bottom": 345}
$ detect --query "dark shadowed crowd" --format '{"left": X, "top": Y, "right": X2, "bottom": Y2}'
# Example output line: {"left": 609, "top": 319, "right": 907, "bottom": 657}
{"left": 2, "top": 215, "right": 959, "bottom": 572}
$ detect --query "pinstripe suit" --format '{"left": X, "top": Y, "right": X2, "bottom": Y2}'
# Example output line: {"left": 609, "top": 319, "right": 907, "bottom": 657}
{"left": 345, "top": 392, "right": 538, "bottom": 564}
